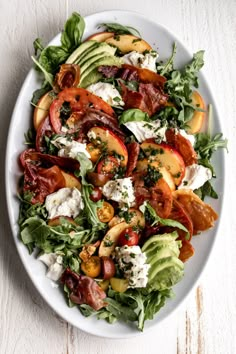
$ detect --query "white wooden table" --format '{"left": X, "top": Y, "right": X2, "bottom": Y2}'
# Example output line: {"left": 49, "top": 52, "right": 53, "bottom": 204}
{"left": 0, "top": 0, "right": 235, "bottom": 353}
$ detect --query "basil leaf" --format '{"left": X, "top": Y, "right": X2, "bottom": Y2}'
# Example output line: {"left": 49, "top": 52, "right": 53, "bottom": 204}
{"left": 119, "top": 109, "right": 150, "bottom": 125}
{"left": 61, "top": 12, "right": 85, "bottom": 52}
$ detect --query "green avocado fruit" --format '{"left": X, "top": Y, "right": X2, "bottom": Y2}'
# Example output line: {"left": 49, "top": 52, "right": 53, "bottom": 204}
{"left": 142, "top": 231, "right": 184, "bottom": 291}
{"left": 66, "top": 40, "right": 98, "bottom": 64}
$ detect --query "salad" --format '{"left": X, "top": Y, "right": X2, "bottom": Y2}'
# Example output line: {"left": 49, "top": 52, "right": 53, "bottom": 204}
{"left": 18, "top": 12, "right": 227, "bottom": 331}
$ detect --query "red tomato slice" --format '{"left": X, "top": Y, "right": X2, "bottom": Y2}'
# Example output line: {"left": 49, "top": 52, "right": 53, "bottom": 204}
{"left": 118, "top": 227, "right": 139, "bottom": 247}
{"left": 97, "top": 156, "right": 120, "bottom": 177}
{"left": 49, "top": 88, "right": 115, "bottom": 134}
{"left": 90, "top": 187, "right": 102, "bottom": 202}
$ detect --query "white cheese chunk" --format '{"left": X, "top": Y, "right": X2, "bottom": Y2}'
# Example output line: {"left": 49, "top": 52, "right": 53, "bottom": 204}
{"left": 102, "top": 178, "right": 135, "bottom": 207}
{"left": 115, "top": 246, "right": 150, "bottom": 288}
{"left": 121, "top": 50, "right": 159, "bottom": 72}
{"left": 52, "top": 137, "right": 90, "bottom": 159}
{"left": 179, "top": 164, "right": 212, "bottom": 190}
{"left": 124, "top": 120, "right": 167, "bottom": 143}
{"left": 86, "top": 82, "right": 124, "bottom": 106}
{"left": 38, "top": 253, "right": 64, "bottom": 281}
{"left": 179, "top": 129, "right": 195, "bottom": 146}
{"left": 45, "top": 187, "right": 84, "bottom": 219}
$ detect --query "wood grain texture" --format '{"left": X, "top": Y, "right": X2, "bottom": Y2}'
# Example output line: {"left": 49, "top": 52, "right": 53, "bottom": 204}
{"left": 0, "top": 0, "right": 235, "bottom": 353}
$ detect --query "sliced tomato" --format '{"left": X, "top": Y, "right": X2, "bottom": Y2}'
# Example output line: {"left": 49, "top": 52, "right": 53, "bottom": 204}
{"left": 49, "top": 88, "right": 115, "bottom": 134}
{"left": 97, "top": 156, "right": 120, "bottom": 177}
{"left": 97, "top": 201, "right": 114, "bottom": 223}
{"left": 118, "top": 227, "right": 139, "bottom": 247}
{"left": 90, "top": 187, "right": 102, "bottom": 202}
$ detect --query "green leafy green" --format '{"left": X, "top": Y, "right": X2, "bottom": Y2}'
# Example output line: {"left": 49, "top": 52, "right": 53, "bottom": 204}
{"left": 31, "top": 12, "right": 85, "bottom": 101}
{"left": 157, "top": 49, "right": 205, "bottom": 124}
{"left": 61, "top": 12, "right": 85, "bottom": 52}
{"left": 76, "top": 287, "right": 172, "bottom": 331}
{"left": 140, "top": 202, "right": 189, "bottom": 239}
{"left": 193, "top": 131, "right": 227, "bottom": 200}
{"left": 98, "top": 23, "right": 141, "bottom": 37}
{"left": 81, "top": 185, "right": 106, "bottom": 231}
{"left": 31, "top": 82, "right": 51, "bottom": 105}
{"left": 33, "top": 38, "right": 44, "bottom": 56}
{"left": 24, "top": 128, "right": 36, "bottom": 147}
{"left": 74, "top": 153, "right": 93, "bottom": 186}
{"left": 194, "top": 180, "right": 218, "bottom": 200}
{"left": 157, "top": 42, "right": 177, "bottom": 76}
{"left": 119, "top": 109, "right": 150, "bottom": 125}
{"left": 194, "top": 132, "right": 228, "bottom": 176}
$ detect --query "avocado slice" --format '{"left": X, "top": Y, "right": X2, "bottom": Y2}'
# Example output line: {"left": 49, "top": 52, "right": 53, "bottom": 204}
{"left": 77, "top": 43, "right": 116, "bottom": 67}
{"left": 66, "top": 40, "right": 98, "bottom": 64}
{"left": 74, "top": 42, "right": 101, "bottom": 65}
{"left": 142, "top": 232, "right": 179, "bottom": 252}
{"left": 142, "top": 232, "right": 184, "bottom": 291}
{"left": 80, "top": 56, "right": 122, "bottom": 88}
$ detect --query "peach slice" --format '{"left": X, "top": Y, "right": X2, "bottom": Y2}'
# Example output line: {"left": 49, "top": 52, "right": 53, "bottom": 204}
{"left": 141, "top": 142, "right": 185, "bottom": 186}
{"left": 186, "top": 91, "right": 205, "bottom": 134}
{"left": 61, "top": 171, "right": 81, "bottom": 190}
{"left": 87, "top": 126, "right": 128, "bottom": 167}
{"left": 136, "top": 158, "right": 176, "bottom": 191}
{"left": 99, "top": 210, "right": 145, "bottom": 257}
{"left": 85, "top": 31, "right": 114, "bottom": 42}
{"left": 33, "top": 91, "right": 54, "bottom": 130}
{"left": 105, "top": 34, "right": 152, "bottom": 53}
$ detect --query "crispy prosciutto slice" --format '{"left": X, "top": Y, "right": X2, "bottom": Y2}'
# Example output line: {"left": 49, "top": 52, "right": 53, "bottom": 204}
{"left": 165, "top": 129, "right": 197, "bottom": 166}
{"left": 61, "top": 268, "right": 107, "bottom": 311}
{"left": 99, "top": 64, "right": 167, "bottom": 88}
{"left": 23, "top": 163, "right": 65, "bottom": 204}
{"left": 125, "top": 142, "right": 140, "bottom": 177}
{"left": 75, "top": 108, "right": 125, "bottom": 142}
{"left": 132, "top": 172, "right": 173, "bottom": 218}
{"left": 173, "top": 189, "right": 218, "bottom": 234}
{"left": 20, "top": 149, "right": 80, "bottom": 171}
{"left": 120, "top": 82, "right": 168, "bottom": 116}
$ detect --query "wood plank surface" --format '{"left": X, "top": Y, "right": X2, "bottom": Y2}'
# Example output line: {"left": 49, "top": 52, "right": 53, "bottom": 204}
{"left": 0, "top": 0, "right": 235, "bottom": 353}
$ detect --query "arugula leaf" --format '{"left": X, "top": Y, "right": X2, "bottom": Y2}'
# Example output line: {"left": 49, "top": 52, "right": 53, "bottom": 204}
{"left": 33, "top": 38, "right": 44, "bottom": 56}
{"left": 74, "top": 153, "right": 93, "bottom": 186}
{"left": 140, "top": 202, "right": 189, "bottom": 239}
{"left": 140, "top": 289, "right": 173, "bottom": 330}
{"left": 157, "top": 42, "right": 177, "bottom": 76}
{"left": 158, "top": 49, "right": 205, "bottom": 125}
{"left": 81, "top": 185, "right": 106, "bottom": 231}
{"left": 24, "top": 128, "right": 36, "bottom": 147}
{"left": 31, "top": 56, "right": 54, "bottom": 87}
{"left": 98, "top": 23, "right": 141, "bottom": 37}
{"left": 119, "top": 109, "right": 150, "bottom": 125}
{"left": 194, "top": 132, "right": 228, "bottom": 176}
{"left": 61, "top": 12, "right": 85, "bottom": 52}
{"left": 194, "top": 180, "right": 218, "bottom": 200}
